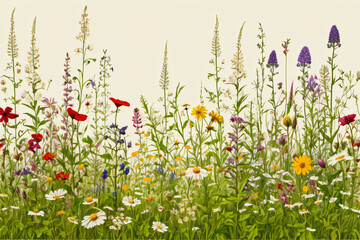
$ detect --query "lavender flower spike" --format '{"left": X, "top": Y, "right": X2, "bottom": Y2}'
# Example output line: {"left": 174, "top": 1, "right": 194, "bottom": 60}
{"left": 297, "top": 46, "right": 311, "bottom": 67}
{"left": 267, "top": 50, "right": 279, "bottom": 68}
{"left": 328, "top": 25, "right": 341, "bottom": 48}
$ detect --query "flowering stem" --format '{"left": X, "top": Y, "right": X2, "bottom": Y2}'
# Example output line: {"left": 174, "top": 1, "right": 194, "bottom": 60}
{"left": 114, "top": 108, "right": 119, "bottom": 209}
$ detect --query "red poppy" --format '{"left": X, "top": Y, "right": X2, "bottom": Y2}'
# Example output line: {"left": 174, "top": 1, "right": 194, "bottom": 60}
{"left": 67, "top": 108, "right": 88, "bottom": 121}
{"left": 43, "top": 152, "right": 55, "bottom": 162}
{"left": 31, "top": 134, "right": 43, "bottom": 143}
{"left": 339, "top": 114, "right": 356, "bottom": 126}
{"left": 55, "top": 171, "right": 69, "bottom": 180}
{"left": 85, "top": 101, "right": 90, "bottom": 106}
{"left": 109, "top": 97, "right": 130, "bottom": 108}
{"left": 0, "top": 107, "right": 19, "bottom": 123}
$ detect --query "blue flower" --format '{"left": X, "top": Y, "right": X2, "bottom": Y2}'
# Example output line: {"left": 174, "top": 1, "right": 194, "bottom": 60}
{"left": 110, "top": 123, "right": 117, "bottom": 129}
{"left": 104, "top": 135, "right": 109, "bottom": 140}
{"left": 117, "top": 139, "right": 124, "bottom": 144}
{"left": 90, "top": 80, "right": 95, "bottom": 87}
{"left": 127, "top": 141, "right": 132, "bottom": 148}
{"left": 119, "top": 126, "right": 128, "bottom": 135}
{"left": 102, "top": 169, "right": 109, "bottom": 180}
{"left": 124, "top": 167, "right": 130, "bottom": 175}
{"left": 120, "top": 163, "right": 125, "bottom": 171}
{"left": 22, "top": 168, "right": 30, "bottom": 175}
{"left": 112, "top": 191, "right": 117, "bottom": 197}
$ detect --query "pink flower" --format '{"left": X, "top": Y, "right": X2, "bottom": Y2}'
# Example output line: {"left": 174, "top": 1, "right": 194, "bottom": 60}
{"left": 339, "top": 114, "right": 356, "bottom": 126}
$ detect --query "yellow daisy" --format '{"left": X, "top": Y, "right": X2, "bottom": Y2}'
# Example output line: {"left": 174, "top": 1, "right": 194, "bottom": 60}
{"left": 209, "top": 110, "right": 223, "bottom": 124}
{"left": 291, "top": 155, "right": 313, "bottom": 175}
{"left": 191, "top": 105, "right": 207, "bottom": 121}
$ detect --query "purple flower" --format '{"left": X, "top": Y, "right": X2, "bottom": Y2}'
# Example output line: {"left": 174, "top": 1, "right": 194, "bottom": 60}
{"left": 30, "top": 160, "right": 37, "bottom": 172}
{"left": 306, "top": 75, "right": 320, "bottom": 93}
{"left": 256, "top": 145, "right": 264, "bottom": 152}
{"left": 117, "top": 139, "right": 124, "bottom": 144}
{"left": 328, "top": 25, "right": 341, "bottom": 47}
{"left": 267, "top": 50, "right": 279, "bottom": 68}
{"left": 297, "top": 46, "right": 311, "bottom": 67}
{"left": 110, "top": 67, "right": 114, "bottom": 72}
{"left": 228, "top": 135, "right": 237, "bottom": 142}
{"left": 22, "top": 191, "right": 27, "bottom": 199}
{"left": 230, "top": 116, "right": 246, "bottom": 123}
{"left": 127, "top": 141, "right": 132, "bottom": 148}
{"left": 90, "top": 80, "right": 95, "bottom": 87}
{"left": 279, "top": 135, "right": 287, "bottom": 146}
{"left": 318, "top": 158, "right": 326, "bottom": 168}
{"left": 124, "top": 167, "right": 130, "bottom": 175}
{"left": 278, "top": 82, "right": 283, "bottom": 89}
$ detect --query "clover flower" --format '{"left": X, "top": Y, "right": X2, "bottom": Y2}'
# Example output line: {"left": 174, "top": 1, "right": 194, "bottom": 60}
{"left": 267, "top": 50, "right": 279, "bottom": 68}
{"left": 328, "top": 25, "right": 341, "bottom": 48}
{"left": 297, "top": 46, "right": 311, "bottom": 67}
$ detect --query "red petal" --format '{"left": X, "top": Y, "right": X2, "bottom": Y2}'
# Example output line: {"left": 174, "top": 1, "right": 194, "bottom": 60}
{"left": 0, "top": 108, "right": 4, "bottom": 115}
{"left": 67, "top": 108, "right": 79, "bottom": 118}
{"left": 74, "top": 114, "right": 87, "bottom": 121}
{"left": 7, "top": 113, "right": 19, "bottom": 119}
{"left": 4, "top": 107, "right": 13, "bottom": 114}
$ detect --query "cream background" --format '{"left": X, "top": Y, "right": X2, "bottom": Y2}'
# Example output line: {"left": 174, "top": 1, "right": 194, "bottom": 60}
{"left": 0, "top": 0, "right": 360, "bottom": 137}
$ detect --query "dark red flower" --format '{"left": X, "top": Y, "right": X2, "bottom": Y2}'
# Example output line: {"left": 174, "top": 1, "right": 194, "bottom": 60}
{"left": 0, "top": 107, "right": 19, "bottom": 123}
{"left": 31, "top": 134, "right": 43, "bottom": 143}
{"left": 339, "top": 114, "right": 356, "bottom": 126}
{"left": 109, "top": 97, "right": 130, "bottom": 108}
{"left": 55, "top": 171, "right": 69, "bottom": 180}
{"left": 67, "top": 108, "right": 88, "bottom": 121}
{"left": 43, "top": 152, "right": 55, "bottom": 162}
{"left": 85, "top": 101, "right": 90, "bottom": 106}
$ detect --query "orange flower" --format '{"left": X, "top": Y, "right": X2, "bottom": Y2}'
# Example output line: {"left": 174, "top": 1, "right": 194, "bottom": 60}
{"left": 253, "top": 193, "right": 259, "bottom": 199}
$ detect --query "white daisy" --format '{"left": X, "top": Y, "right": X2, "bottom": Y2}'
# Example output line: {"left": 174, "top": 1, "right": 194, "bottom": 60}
{"left": 81, "top": 211, "right": 106, "bottom": 229}
{"left": 68, "top": 217, "right": 78, "bottom": 224}
{"left": 306, "top": 227, "right": 316, "bottom": 232}
{"left": 254, "top": 211, "right": 258, "bottom": 214}
{"left": 192, "top": 227, "right": 200, "bottom": 231}
{"left": 185, "top": 167, "right": 208, "bottom": 180}
{"left": 263, "top": 173, "right": 272, "bottom": 178}
{"left": 314, "top": 200, "right": 322, "bottom": 205}
{"left": 310, "top": 176, "right": 319, "bottom": 181}
{"left": 45, "top": 189, "right": 67, "bottom": 201}
{"left": 31, "top": 178, "right": 39, "bottom": 182}
{"left": 141, "top": 209, "right": 149, "bottom": 214}
{"left": 122, "top": 196, "right": 141, "bottom": 207}
{"left": 28, "top": 209, "right": 44, "bottom": 216}
{"left": 2, "top": 208, "right": 7, "bottom": 211}
{"left": 134, "top": 192, "right": 143, "bottom": 195}
{"left": 158, "top": 206, "right": 164, "bottom": 212}
{"left": 268, "top": 208, "right": 275, "bottom": 211}
{"left": 329, "top": 197, "right": 337, "bottom": 203}
{"left": 152, "top": 221, "right": 168, "bottom": 233}
{"left": 173, "top": 195, "right": 182, "bottom": 199}
{"left": 83, "top": 197, "right": 98, "bottom": 205}
{"left": 327, "top": 151, "right": 352, "bottom": 166}
{"left": 123, "top": 217, "right": 132, "bottom": 224}
{"left": 10, "top": 206, "right": 19, "bottom": 209}
{"left": 0, "top": 193, "right": 8, "bottom": 197}
{"left": 244, "top": 203, "right": 253, "bottom": 207}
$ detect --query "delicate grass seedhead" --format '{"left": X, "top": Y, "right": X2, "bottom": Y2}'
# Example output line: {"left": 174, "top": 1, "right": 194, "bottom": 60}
{"left": 231, "top": 22, "right": 246, "bottom": 79}
{"left": 7, "top": 9, "right": 18, "bottom": 59}
{"left": 211, "top": 16, "right": 221, "bottom": 58}
{"left": 159, "top": 41, "right": 169, "bottom": 90}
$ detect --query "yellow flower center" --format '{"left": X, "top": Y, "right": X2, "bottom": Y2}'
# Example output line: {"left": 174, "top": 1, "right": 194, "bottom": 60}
{"left": 129, "top": 200, "right": 134, "bottom": 204}
{"left": 53, "top": 196, "right": 60, "bottom": 200}
{"left": 206, "top": 167, "right": 212, "bottom": 171}
{"left": 193, "top": 168, "right": 201, "bottom": 174}
{"left": 69, "top": 217, "right": 75, "bottom": 221}
{"left": 34, "top": 209, "right": 39, "bottom": 213}
{"left": 86, "top": 197, "right": 93, "bottom": 203}
{"left": 78, "top": 164, "right": 84, "bottom": 170}
{"left": 90, "top": 213, "right": 97, "bottom": 221}
{"left": 315, "top": 201, "right": 321, "bottom": 205}
{"left": 157, "top": 225, "right": 162, "bottom": 229}
{"left": 336, "top": 155, "right": 345, "bottom": 160}
{"left": 125, "top": 219, "right": 128, "bottom": 222}
{"left": 1, "top": 193, "right": 7, "bottom": 196}
{"left": 170, "top": 167, "right": 176, "bottom": 171}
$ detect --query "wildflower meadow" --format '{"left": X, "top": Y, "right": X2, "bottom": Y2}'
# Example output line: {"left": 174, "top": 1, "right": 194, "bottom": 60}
{"left": 1, "top": 4, "right": 360, "bottom": 240}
